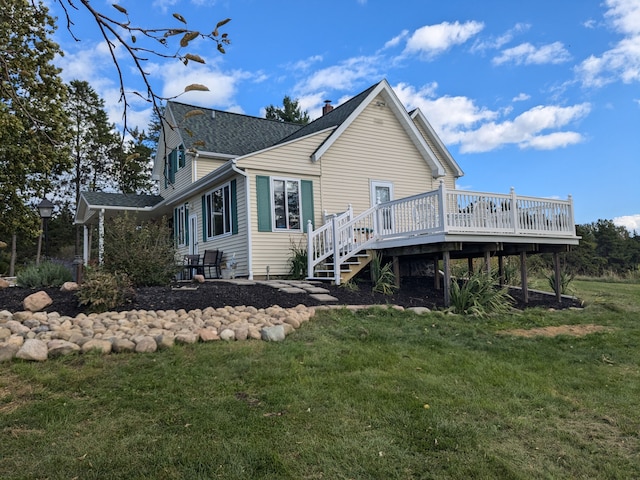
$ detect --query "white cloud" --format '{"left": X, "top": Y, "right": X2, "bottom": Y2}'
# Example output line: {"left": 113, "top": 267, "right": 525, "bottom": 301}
{"left": 583, "top": 19, "right": 597, "bottom": 29}
{"left": 614, "top": 214, "right": 640, "bottom": 233}
{"left": 291, "top": 55, "right": 324, "bottom": 71}
{"left": 293, "top": 56, "right": 381, "bottom": 94}
{"left": 384, "top": 30, "right": 409, "bottom": 50}
{"left": 472, "top": 23, "right": 530, "bottom": 52}
{"left": 394, "top": 82, "right": 590, "bottom": 153}
{"left": 512, "top": 93, "right": 531, "bottom": 102}
{"left": 576, "top": 0, "right": 640, "bottom": 87}
{"left": 404, "top": 21, "right": 485, "bottom": 58}
{"left": 493, "top": 41, "right": 571, "bottom": 66}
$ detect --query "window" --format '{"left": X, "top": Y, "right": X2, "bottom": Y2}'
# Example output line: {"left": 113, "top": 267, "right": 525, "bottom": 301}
{"left": 272, "top": 178, "right": 301, "bottom": 230}
{"left": 174, "top": 204, "right": 187, "bottom": 246}
{"left": 204, "top": 183, "right": 232, "bottom": 238}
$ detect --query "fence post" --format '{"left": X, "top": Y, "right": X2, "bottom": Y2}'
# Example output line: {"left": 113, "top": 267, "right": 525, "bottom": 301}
{"left": 511, "top": 187, "right": 518, "bottom": 234}
{"left": 306, "top": 220, "right": 313, "bottom": 279}
{"left": 332, "top": 215, "right": 340, "bottom": 285}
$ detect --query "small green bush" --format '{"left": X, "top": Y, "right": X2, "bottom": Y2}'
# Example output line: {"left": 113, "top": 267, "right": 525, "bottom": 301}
{"left": 449, "top": 270, "right": 513, "bottom": 316}
{"left": 16, "top": 261, "right": 72, "bottom": 288}
{"left": 548, "top": 269, "right": 575, "bottom": 295}
{"left": 103, "top": 214, "right": 179, "bottom": 287}
{"left": 76, "top": 268, "right": 134, "bottom": 313}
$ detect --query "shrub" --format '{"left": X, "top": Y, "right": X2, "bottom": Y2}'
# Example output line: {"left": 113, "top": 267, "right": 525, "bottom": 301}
{"left": 449, "top": 270, "right": 513, "bottom": 316}
{"left": 76, "top": 268, "right": 134, "bottom": 313}
{"left": 288, "top": 238, "right": 308, "bottom": 279}
{"left": 370, "top": 252, "right": 398, "bottom": 295}
{"left": 103, "top": 213, "right": 179, "bottom": 287}
{"left": 16, "top": 261, "right": 73, "bottom": 288}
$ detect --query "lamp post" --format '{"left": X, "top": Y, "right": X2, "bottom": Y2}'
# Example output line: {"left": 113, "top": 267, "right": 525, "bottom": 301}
{"left": 37, "top": 198, "right": 54, "bottom": 263}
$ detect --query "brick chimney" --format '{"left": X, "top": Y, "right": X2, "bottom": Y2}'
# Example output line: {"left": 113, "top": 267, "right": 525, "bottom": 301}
{"left": 322, "top": 100, "right": 333, "bottom": 115}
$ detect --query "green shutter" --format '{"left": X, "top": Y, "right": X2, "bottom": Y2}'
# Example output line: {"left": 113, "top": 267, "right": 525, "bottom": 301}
{"left": 301, "top": 180, "right": 314, "bottom": 233}
{"left": 168, "top": 150, "right": 177, "bottom": 183}
{"left": 231, "top": 179, "right": 238, "bottom": 235}
{"left": 256, "top": 175, "right": 271, "bottom": 232}
{"left": 201, "top": 195, "right": 207, "bottom": 242}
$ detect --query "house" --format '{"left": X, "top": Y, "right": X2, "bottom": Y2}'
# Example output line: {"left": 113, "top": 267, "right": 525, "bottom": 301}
{"left": 75, "top": 79, "right": 579, "bottom": 305}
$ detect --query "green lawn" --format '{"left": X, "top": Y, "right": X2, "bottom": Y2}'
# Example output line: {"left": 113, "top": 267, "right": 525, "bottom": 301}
{"left": 1, "top": 280, "right": 639, "bottom": 479}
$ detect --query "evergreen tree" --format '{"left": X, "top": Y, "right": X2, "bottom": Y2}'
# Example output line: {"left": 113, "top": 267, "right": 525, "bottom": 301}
{"left": 265, "top": 96, "right": 310, "bottom": 125}
{"left": 0, "top": 0, "right": 71, "bottom": 273}
{"left": 113, "top": 128, "right": 156, "bottom": 195}
{"left": 57, "top": 80, "right": 120, "bottom": 209}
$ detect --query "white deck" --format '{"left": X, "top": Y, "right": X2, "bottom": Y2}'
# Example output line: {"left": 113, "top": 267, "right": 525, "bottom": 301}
{"left": 308, "top": 183, "right": 579, "bottom": 284}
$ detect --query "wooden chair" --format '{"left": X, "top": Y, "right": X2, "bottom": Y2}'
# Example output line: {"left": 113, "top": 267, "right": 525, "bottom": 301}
{"left": 201, "top": 249, "right": 223, "bottom": 279}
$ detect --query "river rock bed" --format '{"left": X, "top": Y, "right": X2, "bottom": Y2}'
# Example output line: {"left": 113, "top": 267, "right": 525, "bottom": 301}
{"left": 0, "top": 304, "right": 323, "bottom": 362}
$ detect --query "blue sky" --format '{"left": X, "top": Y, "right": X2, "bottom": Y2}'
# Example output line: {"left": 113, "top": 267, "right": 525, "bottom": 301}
{"left": 48, "top": 0, "right": 639, "bottom": 230}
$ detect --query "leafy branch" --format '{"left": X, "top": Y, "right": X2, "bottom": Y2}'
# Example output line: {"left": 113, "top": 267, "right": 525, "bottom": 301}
{"left": 51, "top": 0, "right": 231, "bottom": 134}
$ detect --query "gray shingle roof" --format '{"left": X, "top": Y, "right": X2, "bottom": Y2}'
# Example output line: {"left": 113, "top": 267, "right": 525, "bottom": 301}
{"left": 275, "top": 82, "right": 379, "bottom": 145}
{"left": 81, "top": 191, "right": 164, "bottom": 208}
{"left": 167, "top": 102, "right": 303, "bottom": 155}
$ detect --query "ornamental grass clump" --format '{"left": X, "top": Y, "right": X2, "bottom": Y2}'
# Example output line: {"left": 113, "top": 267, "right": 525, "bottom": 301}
{"left": 449, "top": 270, "right": 514, "bottom": 316}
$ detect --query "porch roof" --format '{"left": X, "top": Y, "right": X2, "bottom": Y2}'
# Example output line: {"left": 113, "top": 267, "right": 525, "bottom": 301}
{"left": 74, "top": 191, "right": 166, "bottom": 225}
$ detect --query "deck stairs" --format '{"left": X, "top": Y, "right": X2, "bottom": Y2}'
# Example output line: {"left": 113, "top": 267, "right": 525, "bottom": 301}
{"left": 310, "top": 250, "right": 373, "bottom": 284}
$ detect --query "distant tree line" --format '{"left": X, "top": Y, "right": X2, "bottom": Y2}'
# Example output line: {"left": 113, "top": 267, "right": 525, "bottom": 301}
{"left": 533, "top": 220, "right": 640, "bottom": 277}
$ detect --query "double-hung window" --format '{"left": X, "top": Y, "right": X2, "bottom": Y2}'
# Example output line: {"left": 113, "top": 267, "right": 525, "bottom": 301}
{"left": 204, "top": 183, "right": 232, "bottom": 238}
{"left": 272, "top": 178, "right": 301, "bottom": 230}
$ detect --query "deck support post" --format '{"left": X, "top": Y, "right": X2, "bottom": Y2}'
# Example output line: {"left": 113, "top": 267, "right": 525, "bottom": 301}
{"left": 553, "top": 251, "right": 562, "bottom": 304}
{"left": 520, "top": 252, "right": 529, "bottom": 304}
{"left": 392, "top": 256, "right": 400, "bottom": 288}
{"left": 484, "top": 250, "right": 491, "bottom": 274}
{"left": 498, "top": 255, "right": 504, "bottom": 287}
{"left": 434, "top": 257, "right": 440, "bottom": 290}
{"left": 443, "top": 250, "right": 451, "bottom": 307}
{"left": 467, "top": 257, "right": 473, "bottom": 276}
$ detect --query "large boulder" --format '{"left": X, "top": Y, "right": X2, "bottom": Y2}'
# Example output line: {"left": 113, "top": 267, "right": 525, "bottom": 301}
{"left": 0, "top": 278, "right": 10, "bottom": 289}
{"left": 16, "top": 339, "right": 48, "bottom": 361}
{"left": 23, "top": 291, "right": 53, "bottom": 312}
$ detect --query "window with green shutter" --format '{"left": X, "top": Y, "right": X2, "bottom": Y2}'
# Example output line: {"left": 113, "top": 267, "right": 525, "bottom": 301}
{"left": 256, "top": 175, "right": 313, "bottom": 232}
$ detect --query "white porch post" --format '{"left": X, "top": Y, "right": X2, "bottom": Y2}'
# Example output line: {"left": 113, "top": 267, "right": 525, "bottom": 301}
{"left": 438, "top": 181, "right": 447, "bottom": 232}
{"left": 307, "top": 220, "right": 314, "bottom": 279}
{"left": 98, "top": 209, "right": 105, "bottom": 265}
{"left": 332, "top": 215, "right": 340, "bottom": 285}
{"left": 511, "top": 187, "right": 519, "bottom": 233}
{"left": 83, "top": 225, "right": 89, "bottom": 265}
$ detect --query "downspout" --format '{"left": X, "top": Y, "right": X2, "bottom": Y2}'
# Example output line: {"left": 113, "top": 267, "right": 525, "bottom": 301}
{"left": 231, "top": 161, "right": 253, "bottom": 280}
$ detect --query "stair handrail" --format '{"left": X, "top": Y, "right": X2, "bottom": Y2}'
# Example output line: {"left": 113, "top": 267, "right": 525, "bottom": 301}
{"left": 307, "top": 208, "right": 352, "bottom": 278}
{"left": 332, "top": 205, "right": 378, "bottom": 284}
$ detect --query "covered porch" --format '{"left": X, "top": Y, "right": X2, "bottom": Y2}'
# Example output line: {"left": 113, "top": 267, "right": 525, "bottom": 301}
{"left": 307, "top": 182, "right": 579, "bottom": 305}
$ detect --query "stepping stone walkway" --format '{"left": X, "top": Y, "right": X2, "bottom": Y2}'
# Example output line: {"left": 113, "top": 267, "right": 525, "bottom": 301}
{"left": 227, "top": 279, "right": 339, "bottom": 302}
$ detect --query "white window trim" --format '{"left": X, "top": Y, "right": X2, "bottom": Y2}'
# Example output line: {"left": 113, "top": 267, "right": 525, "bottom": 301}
{"left": 204, "top": 182, "right": 233, "bottom": 240}
{"left": 270, "top": 176, "right": 302, "bottom": 232}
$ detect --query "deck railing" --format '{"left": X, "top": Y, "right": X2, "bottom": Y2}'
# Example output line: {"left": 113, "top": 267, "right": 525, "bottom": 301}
{"left": 308, "top": 183, "right": 576, "bottom": 283}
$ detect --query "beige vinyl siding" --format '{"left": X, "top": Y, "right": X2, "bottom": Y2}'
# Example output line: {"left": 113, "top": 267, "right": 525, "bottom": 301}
{"left": 195, "top": 156, "right": 231, "bottom": 181}
{"left": 413, "top": 120, "right": 457, "bottom": 189}
{"left": 236, "top": 132, "right": 327, "bottom": 278}
{"left": 245, "top": 168, "right": 321, "bottom": 278}
{"left": 236, "top": 131, "right": 329, "bottom": 176}
{"left": 174, "top": 174, "right": 249, "bottom": 277}
{"left": 319, "top": 96, "right": 446, "bottom": 216}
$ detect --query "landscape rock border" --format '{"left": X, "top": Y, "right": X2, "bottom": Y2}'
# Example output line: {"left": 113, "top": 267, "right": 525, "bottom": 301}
{"left": 0, "top": 303, "right": 429, "bottom": 362}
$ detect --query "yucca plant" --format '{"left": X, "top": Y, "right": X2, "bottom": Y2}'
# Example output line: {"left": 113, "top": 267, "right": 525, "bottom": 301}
{"left": 370, "top": 252, "right": 398, "bottom": 295}
{"left": 449, "top": 270, "right": 513, "bottom": 316}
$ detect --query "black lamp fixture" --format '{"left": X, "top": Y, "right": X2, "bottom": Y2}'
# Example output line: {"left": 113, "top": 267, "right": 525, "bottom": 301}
{"left": 37, "top": 198, "right": 55, "bottom": 260}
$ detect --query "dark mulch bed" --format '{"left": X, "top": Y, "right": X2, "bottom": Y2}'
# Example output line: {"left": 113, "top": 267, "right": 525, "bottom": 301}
{"left": 0, "top": 277, "right": 582, "bottom": 318}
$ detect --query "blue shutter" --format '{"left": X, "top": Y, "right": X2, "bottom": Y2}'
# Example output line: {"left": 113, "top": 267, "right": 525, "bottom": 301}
{"left": 231, "top": 179, "right": 238, "bottom": 235}
{"left": 301, "top": 180, "right": 314, "bottom": 233}
{"left": 184, "top": 204, "right": 189, "bottom": 245}
{"left": 173, "top": 208, "right": 178, "bottom": 246}
{"left": 256, "top": 175, "right": 271, "bottom": 232}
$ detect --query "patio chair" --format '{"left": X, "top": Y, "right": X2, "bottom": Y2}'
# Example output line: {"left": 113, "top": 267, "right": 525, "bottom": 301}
{"left": 201, "top": 249, "right": 223, "bottom": 279}
{"left": 182, "top": 254, "right": 201, "bottom": 280}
